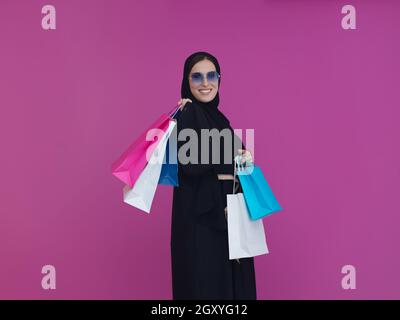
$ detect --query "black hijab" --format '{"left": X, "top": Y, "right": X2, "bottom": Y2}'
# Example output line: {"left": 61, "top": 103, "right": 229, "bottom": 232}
{"left": 180, "top": 51, "right": 230, "bottom": 130}
{"left": 179, "top": 51, "right": 243, "bottom": 174}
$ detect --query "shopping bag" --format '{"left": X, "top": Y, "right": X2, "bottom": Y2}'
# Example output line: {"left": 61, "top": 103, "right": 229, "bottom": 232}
{"left": 237, "top": 161, "right": 282, "bottom": 220}
{"left": 227, "top": 167, "right": 269, "bottom": 260}
{"left": 111, "top": 106, "right": 180, "bottom": 188}
{"left": 123, "top": 120, "right": 176, "bottom": 213}
{"left": 158, "top": 124, "right": 178, "bottom": 186}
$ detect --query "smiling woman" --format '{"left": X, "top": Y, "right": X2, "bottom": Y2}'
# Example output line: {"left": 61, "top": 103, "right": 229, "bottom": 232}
{"left": 188, "top": 60, "right": 221, "bottom": 102}
{"left": 170, "top": 51, "right": 257, "bottom": 300}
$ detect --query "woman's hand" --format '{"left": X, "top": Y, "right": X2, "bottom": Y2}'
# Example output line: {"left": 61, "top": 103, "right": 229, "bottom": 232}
{"left": 177, "top": 98, "right": 193, "bottom": 110}
{"left": 237, "top": 149, "right": 253, "bottom": 166}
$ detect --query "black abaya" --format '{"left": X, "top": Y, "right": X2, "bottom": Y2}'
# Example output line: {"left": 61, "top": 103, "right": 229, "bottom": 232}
{"left": 170, "top": 102, "right": 257, "bottom": 300}
{"left": 170, "top": 51, "right": 257, "bottom": 300}
{"left": 171, "top": 178, "right": 257, "bottom": 300}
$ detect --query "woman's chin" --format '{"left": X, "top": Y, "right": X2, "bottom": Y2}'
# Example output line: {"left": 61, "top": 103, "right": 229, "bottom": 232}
{"left": 194, "top": 95, "right": 216, "bottom": 103}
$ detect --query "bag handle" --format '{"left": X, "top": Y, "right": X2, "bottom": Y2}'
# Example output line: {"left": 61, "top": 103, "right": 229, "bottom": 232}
{"left": 168, "top": 105, "right": 181, "bottom": 119}
{"left": 232, "top": 156, "right": 245, "bottom": 194}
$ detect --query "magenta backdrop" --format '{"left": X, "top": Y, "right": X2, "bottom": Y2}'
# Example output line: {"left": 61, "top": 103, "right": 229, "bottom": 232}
{"left": 0, "top": 0, "right": 399, "bottom": 299}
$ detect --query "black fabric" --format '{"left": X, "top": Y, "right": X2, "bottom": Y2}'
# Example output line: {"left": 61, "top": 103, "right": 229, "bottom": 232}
{"left": 170, "top": 51, "right": 256, "bottom": 300}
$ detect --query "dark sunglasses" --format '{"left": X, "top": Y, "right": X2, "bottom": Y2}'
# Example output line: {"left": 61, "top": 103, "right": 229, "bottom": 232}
{"left": 189, "top": 71, "right": 221, "bottom": 85}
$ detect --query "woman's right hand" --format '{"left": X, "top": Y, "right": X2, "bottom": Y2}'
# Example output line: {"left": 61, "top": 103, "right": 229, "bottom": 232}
{"left": 177, "top": 98, "right": 193, "bottom": 110}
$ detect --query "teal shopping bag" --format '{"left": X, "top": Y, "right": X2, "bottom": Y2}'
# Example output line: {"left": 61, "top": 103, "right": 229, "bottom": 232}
{"left": 236, "top": 163, "right": 282, "bottom": 220}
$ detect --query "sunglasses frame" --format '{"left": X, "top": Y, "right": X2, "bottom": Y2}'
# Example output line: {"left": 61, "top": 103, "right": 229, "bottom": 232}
{"left": 189, "top": 71, "right": 221, "bottom": 84}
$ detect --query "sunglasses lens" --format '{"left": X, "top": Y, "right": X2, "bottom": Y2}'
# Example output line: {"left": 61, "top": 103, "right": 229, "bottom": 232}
{"left": 207, "top": 71, "right": 219, "bottom": 82}
{"left": 191, "top": 72, "right": 203, "bottom": 84}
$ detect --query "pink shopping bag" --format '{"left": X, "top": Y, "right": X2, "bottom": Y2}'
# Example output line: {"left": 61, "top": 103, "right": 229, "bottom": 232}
{"left": 111, "top": 106, "right": 180, "bottom": 188}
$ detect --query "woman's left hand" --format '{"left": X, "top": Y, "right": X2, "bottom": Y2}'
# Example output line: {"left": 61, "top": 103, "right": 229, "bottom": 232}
{"left": 237, "top": 149, "right": 253, "bottom": 166}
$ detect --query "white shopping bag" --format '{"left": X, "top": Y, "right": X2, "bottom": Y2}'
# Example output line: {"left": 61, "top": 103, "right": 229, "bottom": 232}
{"left": 123, "top": 120, "right": 176, "bottom": 213}
{"left": 227, "top": 193, "right": 269, "bottom": 259}
{"left": 227, "top": 158, "right": 269, "bottom": 259}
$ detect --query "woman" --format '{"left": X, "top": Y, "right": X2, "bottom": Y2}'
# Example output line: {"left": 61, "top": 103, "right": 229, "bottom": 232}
{"left": 171, "top": 51, "right": 256, "bottom": 300}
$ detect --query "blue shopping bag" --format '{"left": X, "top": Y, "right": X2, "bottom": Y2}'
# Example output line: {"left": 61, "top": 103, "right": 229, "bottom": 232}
{"left": 158, "top": 140, "right": 178, "bottom": 186}
{"left": 158, "top": 115, "right": 179, "bottom": 186}
{"left": 236, "top": 162, "right": 282, "bottom": 220}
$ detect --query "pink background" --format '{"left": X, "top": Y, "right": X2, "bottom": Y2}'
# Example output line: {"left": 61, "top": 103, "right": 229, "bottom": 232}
{"left": 0, "top": 0, "right": 399, "bottom": 299}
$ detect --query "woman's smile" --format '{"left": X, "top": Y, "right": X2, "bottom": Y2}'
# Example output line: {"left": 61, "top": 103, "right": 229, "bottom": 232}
{"left": 198, "top": 88, "right": 212, "bottom": 95}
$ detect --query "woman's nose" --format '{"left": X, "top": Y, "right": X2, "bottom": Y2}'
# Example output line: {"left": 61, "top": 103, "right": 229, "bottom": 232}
{"left": 202, "top": 77, "right": 208, "bottom": 86}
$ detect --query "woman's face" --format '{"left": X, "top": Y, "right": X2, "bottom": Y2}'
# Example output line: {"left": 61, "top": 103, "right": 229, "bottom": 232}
{"left": 188, "top": 59, "right": 219, "bottom": 103}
